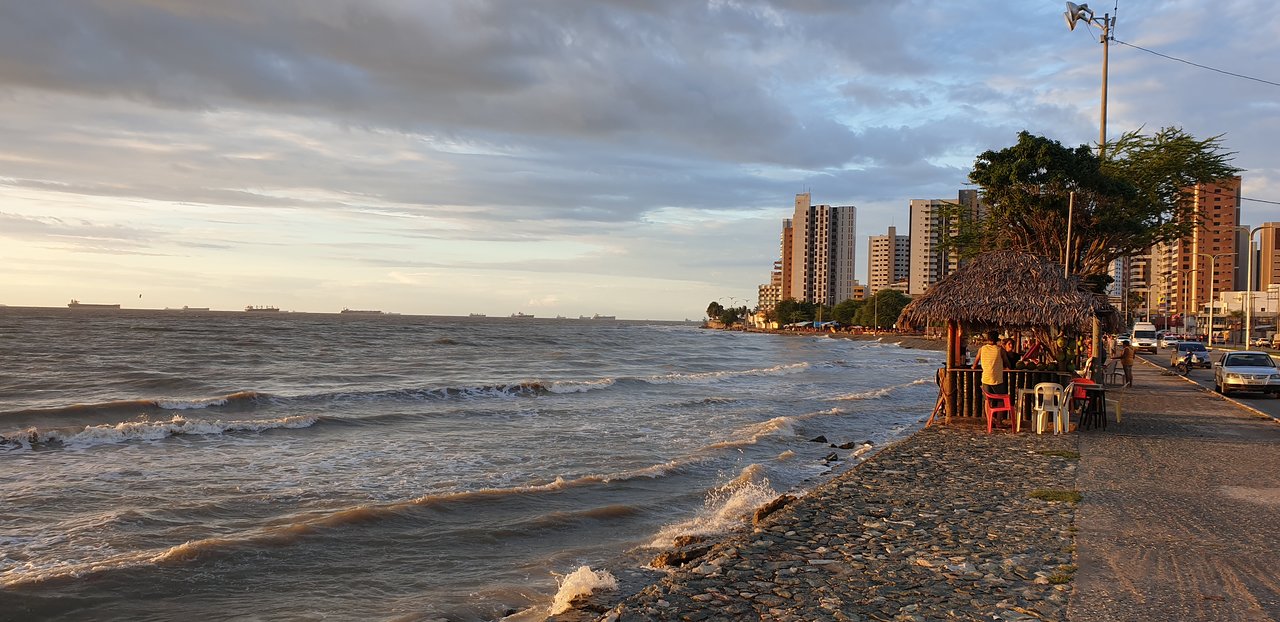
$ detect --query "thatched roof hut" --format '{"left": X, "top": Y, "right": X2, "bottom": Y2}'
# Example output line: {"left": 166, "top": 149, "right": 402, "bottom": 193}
{"left": 898, "top": 250, "right": 1118, "bottom": 333}
{"left": 899, "top": 251, "right": 1120, "bottom": 426}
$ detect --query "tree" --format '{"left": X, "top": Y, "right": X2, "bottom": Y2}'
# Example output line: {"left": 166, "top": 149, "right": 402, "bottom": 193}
{"left": 965, "top": 129, "right": 1239, "bottom": 278}
{"left": 774, "top": 298, "right": 816, "bottom": 325}
{"left": 706, "top": 301, "right": 724, "bottom": 320}
{"left": 831, "top": 298, "right": 864, "bottom": 324}
{"left": 854, "top": 290, "right": 911, "bottom": 329}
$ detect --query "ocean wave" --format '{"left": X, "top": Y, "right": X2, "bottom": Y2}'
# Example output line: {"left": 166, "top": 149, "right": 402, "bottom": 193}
{"left": 0, "top": 391, "right": 269, "bottom": 418}
{"left": 704, "top": 408, "right": 843, "bottom": 451}
{"left": 1, "top": 415, "right": 318, "bottom": 449}
{"left": 647, "top": 466, "right": 779, "bottom": 549}
{"left": 643, "top": 362, "right": 810, "bottom": 385}
{"left": 832, "top": 377, "right": 932, "bottom": 401}
{"left": 545, "top": 378, "right": 617, "bottom": 394}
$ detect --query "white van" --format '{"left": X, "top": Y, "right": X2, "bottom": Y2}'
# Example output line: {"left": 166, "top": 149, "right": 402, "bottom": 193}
{"left": 1131, "top": 322, "right": 1159, "bottom": 354}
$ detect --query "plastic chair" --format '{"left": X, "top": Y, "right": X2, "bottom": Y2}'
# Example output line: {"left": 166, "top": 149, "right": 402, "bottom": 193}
{"left": 1031, "top": 382, "right": 1067, "bottom": 434}
{"left": 980, "top": 386, "right": 1013, "bottom": 433}
{"left": 1104, "top": 360, "right": 1126, "bottom": 387}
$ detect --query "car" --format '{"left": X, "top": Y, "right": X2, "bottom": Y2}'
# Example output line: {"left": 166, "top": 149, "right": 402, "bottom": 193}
{"left": 1251, "top": 337, "right": 1271, "bottom": 348}
{"left": 1170, "top": 341, "right": 1211, "bottom": 369}
{"left": 1213, "top": 351, "right": 1280, "bottom": 397}
{"left": 1159, "top": 333, "right": 1181, "bottom": 349}
{"left": 1131, "top": 323, "right": 1159, "bottom": 354}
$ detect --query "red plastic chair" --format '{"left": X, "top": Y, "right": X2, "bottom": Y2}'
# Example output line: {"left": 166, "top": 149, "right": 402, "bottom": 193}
{"left": 981, "top": 386, "right": 1013, "bottom": 433}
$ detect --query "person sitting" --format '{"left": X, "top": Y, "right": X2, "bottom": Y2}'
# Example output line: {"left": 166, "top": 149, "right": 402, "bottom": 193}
{"left": 972, "top": 331, "right": 1007, "bottom": 395}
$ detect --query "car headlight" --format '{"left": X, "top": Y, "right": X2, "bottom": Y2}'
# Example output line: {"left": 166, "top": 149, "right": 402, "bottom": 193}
{"left": 1226, "top": 373, "right": 1243, "bottom": 380}
{"left": 1270, "top": 374, "right": 1280, "bottom": 380}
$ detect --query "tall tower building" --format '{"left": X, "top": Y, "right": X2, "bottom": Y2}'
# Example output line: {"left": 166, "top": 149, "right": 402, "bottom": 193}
{"left": 868, "top": 226, "right": 909, "bottom": 295}
{"left": 908, "top": 189, "right": 982, "bottom": 295}
{"left": 780, "top": 218, "right": 794, "bottom": 301}
{"left": 789, "top": 193, "right": 858, "bottom": 306}
{"left": 1153, "top": 177, "right": 1241, "bottom": 322}
{"left": 1259, "top": 221, "right": 1280, "bottom": 291}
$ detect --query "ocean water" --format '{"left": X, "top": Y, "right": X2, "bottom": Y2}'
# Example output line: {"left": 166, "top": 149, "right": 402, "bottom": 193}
{"left": 0, "top": 308, "right": 942, "bottom": 621}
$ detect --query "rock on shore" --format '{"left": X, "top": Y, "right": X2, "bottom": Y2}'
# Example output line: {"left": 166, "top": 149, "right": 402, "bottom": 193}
{"left": 578, "top": 426, "right": 1080, "bottom": 621}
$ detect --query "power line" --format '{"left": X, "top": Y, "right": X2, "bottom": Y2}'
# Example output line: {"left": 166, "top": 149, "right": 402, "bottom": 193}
{"left": 1113, "top": 39, "right": 1280, "bottom": 88}
{"left": 1242, "top": 196, "right": 1280, "bottom": 206}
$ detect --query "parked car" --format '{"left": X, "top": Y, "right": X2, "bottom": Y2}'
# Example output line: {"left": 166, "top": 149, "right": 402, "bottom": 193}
{"left": 1251, "top": 337, "right": 1271, "bottom": 348}
{"left": 1213, "top": 351, "right": 1280, "bottom": 396}
{"left": 1170, "top": 341, "right": 1211, "bottom": 369}
{"left": 1159, "top": 333, "right": 1181, "bottom": 349}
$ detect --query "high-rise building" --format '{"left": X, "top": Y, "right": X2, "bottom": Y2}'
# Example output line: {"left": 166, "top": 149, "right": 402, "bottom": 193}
{"left": 908, "top": 190, "right": 982, "bottom": 295}
{"left": 780, "top": 218, "right": 794, "bottom": 301}
{"left": 1259, "top": 221, "right": 1280, "bottom": 290}
{"left": 868, "top": 226, "right": 909, "bottom": 296}
{"left": 789, "top": 193, "right": 858, "bottom": 306}
{"left": 1152, "top": 177, "right": 1241, "bottom": 324}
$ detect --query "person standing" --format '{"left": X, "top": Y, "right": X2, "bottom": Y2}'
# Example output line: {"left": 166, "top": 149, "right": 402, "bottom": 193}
{"left": 973, "top": 331, "right": 1007, "bottom": 394}
{"left": 1120, "top": 339, "right": 1136, "bottom": 387}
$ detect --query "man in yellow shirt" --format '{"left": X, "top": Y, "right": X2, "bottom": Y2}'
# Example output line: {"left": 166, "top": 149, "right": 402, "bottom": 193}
{"left": 972, "top": 330, "right": 1007, "bottom": 394}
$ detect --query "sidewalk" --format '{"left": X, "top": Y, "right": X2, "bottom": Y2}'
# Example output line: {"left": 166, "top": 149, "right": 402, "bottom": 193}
{"left": 1068, "top": 361, "right": 1280, "bottom": 621}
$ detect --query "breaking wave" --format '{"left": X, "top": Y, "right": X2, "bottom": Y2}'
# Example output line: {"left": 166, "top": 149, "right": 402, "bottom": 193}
{"left": 2, "top": 415, "right": 318, "bottom": 449}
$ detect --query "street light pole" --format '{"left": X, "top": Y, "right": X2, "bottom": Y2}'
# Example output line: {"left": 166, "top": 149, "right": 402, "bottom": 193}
{"left": 1244, "top": 225, "right": 1276, "bottom": 347}
{"left": 1064, "top": 3, "right": 1114, "bottom": 368}
{"left": 1195, "top": 253, "right": 1231, "bottom": 345}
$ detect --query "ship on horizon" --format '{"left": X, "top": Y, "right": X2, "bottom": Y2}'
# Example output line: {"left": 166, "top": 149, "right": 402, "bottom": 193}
{"left": 510, "top": 312, "right": 535, "bottom": 318}
{"left": 68, "top": 299, "right": 120, "bottom": 309}
{"left": 244, "top": 305, "right": 280, "bottom": 313}
{"left": 164, "top": 306, "right": 210, "bottom": 311}
{"left": 340, "top": 308, "right": 383, "bottom": 315}
{"left": 468, "top": 313, "right": 486, "bottom": 318}
{"left": 579, "top": 314, "right": 616, "bottom": 320}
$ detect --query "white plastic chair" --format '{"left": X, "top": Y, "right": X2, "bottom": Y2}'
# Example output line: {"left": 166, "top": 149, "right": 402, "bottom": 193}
{"left": 1032, "top": 382, "right": 1067, "bottom": 435}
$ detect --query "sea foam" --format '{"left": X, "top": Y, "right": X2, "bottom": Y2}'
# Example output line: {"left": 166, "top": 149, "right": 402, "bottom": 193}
{"left": 548, "top": 566, "right": 618, "bottom": 615}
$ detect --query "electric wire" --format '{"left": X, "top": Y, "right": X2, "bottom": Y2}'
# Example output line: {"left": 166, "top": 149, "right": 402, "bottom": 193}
{"left": 1241, "top": 196, "right": 1280, "bottom": 206}
{"left": 1113, "top": 39, "right": 1280, "bottom": 88}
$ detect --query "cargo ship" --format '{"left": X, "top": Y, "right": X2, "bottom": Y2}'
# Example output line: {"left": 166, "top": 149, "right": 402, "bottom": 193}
{"left": 510, "top": 312, "right": 535, "bottom": 318}
{"left": 579, "top": 314, "right": 616, "bottom": 320}
{"left": 340, "top": 308, "right": 383, "bottom": 315}
{"left": 244, "top": 305, "right": 280, "bottom": 313}
{"left": 68, "top": 300, "right": 121, "bottom": 309}
{"left": 468, "top": 313, "right": 487, "bottom": 318}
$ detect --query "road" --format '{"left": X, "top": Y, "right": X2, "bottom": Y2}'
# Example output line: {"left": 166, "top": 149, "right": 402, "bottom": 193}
{"left": 1137, "top": 348, "right": 1280, "bottom": 421}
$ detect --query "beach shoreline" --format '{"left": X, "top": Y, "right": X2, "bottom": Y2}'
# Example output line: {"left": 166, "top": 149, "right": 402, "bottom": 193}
{"left": 549, "top": 423, "right": 1078, "bottom": 621}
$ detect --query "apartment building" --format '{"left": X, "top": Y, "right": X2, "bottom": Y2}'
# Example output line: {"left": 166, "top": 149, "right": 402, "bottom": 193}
{"left": 788, "top": 193, "right": 858, "bottom": 306}
{"left": 868, "top": 225, "right": 909, "bottom": 296}
{"left": 908, "top": 189, "right": 981, "bottom": 295}
{"left": 1150, "top": 177, "right": 1241, "bottom": 323}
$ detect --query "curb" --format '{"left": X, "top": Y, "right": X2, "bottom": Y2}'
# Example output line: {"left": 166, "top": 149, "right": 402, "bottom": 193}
{"left": 1145, "top": 357, "right": 1280, "bottom": 424}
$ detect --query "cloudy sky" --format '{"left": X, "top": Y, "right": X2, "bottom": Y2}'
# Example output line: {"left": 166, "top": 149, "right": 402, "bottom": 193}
{"left": 1, "top": 1, "right": 1276, "bottom": 319}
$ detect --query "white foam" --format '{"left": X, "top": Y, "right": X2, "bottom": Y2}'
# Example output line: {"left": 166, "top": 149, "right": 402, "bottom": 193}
{"left": 647, "top": 475, "right": 779, "bottom": 548}
{"left": 833, "top": 377, "right": 932, "bottom": 401}
{"left": 545, "top": 378, "right": 617, "bottom": 394}
{"left": 21, "top": 415, "right": 318, "bottom": 448}
{"left": 548, "top": 566, "right": 618, "bottom": 615}
{"left": 644, "top": 362, "right": 810, "bottom": 385}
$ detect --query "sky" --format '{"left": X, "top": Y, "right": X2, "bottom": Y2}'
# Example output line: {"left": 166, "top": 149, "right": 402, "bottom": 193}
{"left": 1, "top": 1, "right": 1276, "bottom": 320}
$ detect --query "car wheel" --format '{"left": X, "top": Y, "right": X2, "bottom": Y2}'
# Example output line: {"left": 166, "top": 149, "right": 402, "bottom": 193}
{"left": 1214, "top": 380, "right": 1222, "bottom": 393}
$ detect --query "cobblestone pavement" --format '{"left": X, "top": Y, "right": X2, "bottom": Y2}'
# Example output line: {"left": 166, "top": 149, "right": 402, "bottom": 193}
{"left": 590, "top": 425, "right": 1083, "bottom": 621}
{"left": 565, "top": 360, "right": 1280, "bottom": 622}
{"left": 1068, "top": 362, "right": 1280, "bottom": 622}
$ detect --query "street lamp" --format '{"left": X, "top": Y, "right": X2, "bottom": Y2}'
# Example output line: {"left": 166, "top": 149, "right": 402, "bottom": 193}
{"left": 1195, "top": 252, "right": 1232, "bottom": 346}
{"left": 1178, "top": 268, "right": 1196, "bottom": 335}
{"left": 1064, "top": 2, "right": 1115, "bottom": 368}
{"left": 1245, "top": 224, "right": 1278, "bottom": 347}
{"left": 1064, "top": 2, "right": 1114, "bottom": 156}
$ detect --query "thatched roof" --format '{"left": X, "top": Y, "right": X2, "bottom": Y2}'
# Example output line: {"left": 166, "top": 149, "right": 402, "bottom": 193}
{"left": 897, "top": 250, "right": 1119, "bottom": 332}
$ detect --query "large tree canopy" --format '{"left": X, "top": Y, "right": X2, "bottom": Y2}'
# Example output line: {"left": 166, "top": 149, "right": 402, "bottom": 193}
{"left": 962, "top": 128, "right": 1239, "bottom": 278}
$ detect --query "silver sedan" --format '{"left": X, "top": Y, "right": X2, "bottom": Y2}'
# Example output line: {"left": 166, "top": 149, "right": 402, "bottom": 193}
{"left": 1213, "top": 351, "right": 1280, "bottom": 397}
